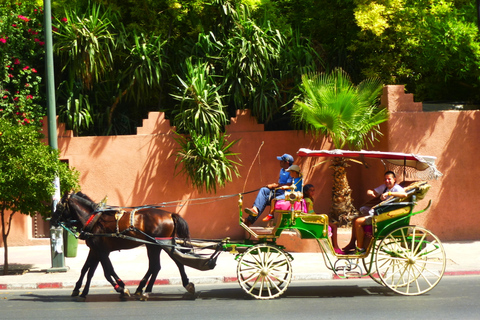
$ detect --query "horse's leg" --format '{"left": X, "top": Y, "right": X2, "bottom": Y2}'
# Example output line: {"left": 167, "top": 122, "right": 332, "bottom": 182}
{"left": 109, "top": 268, "right": 126, "bottom": 292}
{"left": 135, "top": 245, "right": 161, "bottom": 301}
{"left": 78, "top": 257, "right": 100, "bottom": 301}
{"left": 99, "top": 253, "right": 130, "bottom": 298}
{"left": 170, "top": 213, "right": 194, "bottom": 293}
{"left": 173, "top": 257, "right": 195, "bottom": 294}
{"left": 72, "top": 250, "right": 95, "bottom": 297}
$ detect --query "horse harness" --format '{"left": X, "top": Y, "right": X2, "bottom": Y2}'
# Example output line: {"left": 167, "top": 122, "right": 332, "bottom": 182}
{"left": 79, "top": 207, "right": 183, "bottom": 251}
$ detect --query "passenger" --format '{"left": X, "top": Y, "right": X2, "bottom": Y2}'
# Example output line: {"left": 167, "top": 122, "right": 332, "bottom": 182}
{"left": 262, "top": 164, "right": 303, "bottom": 222}
{"left": 244, "top": 153, "right": 294, "bottom": 226}
{"left": 303, "top": 184, "right": 343, "bottom": 255}
{"left": 343, "top": 171, "right": 407, "bottom": 254}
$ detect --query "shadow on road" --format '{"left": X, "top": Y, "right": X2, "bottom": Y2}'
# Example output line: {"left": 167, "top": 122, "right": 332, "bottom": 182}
{"left": 8, "top": 283, "right": 395, "bottom": 303}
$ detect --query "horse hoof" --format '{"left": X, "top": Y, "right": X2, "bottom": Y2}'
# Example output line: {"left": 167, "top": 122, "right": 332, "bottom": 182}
{"left": 71, "top": 290, "right": 80, "bottom": 297}
{"left": 77, "top": 296, "right": 86, "bottom": 302}
{"left": 134, "top": 291, "right": 143, "bottom": 300}
{"left": 140, "top": 293, "right": 149, "bottom": 301}
{"left": 185, "top": 283, "right": 195, "bottom": 294}
{"left": 123, "top": 288, "right": 131, "bottom": 297}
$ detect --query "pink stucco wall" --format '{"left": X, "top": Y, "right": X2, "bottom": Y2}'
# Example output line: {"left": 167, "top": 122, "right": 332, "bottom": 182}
{"left": 2, "top": 85, "right": 479, "bottom": 247}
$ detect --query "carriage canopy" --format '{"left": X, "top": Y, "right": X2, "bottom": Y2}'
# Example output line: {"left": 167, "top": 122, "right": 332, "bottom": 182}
{"left": 297, "top": 148, "right": 443, "bottom": 181}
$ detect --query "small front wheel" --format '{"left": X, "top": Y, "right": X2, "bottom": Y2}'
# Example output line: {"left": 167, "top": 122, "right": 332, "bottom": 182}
{"left": 375, "top": 226, "right": 446, "bottom": 295}
{"left": 236, "top": 244, "right": 292, "bottom": 299}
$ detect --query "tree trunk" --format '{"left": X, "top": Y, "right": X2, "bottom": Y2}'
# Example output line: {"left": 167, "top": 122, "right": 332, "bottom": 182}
{"left": 2, "top": 239, "right": 7, "bottom": 275}
{"left": 329, "top": 157, "right": 358, "bottom": 227}
{"left": 1, "top": 211, "right": 8, "bottom": 275}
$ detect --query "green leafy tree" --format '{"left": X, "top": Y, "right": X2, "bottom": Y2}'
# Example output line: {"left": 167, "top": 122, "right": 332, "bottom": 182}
{"left": 293, "top": 68, "right": 388, "bottom": 225}
{"left": 0, "top": 119, "right": 80, "bottom": 274}
{"left": 352, "top": 0, "right": 480, "bottom": 101}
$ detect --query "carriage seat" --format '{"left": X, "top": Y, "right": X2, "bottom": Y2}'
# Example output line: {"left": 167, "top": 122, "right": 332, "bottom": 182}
{"left": 373, "top": 181, "right": 431, "bottom": 223}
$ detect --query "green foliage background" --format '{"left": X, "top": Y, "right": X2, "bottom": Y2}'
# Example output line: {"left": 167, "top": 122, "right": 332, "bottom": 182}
{"left": 2, "top": 0, "right": 479, "bottom": 193}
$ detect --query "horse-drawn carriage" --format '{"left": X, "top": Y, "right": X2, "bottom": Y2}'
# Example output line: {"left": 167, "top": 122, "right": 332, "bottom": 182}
{"left": 54, "top": 149, "right": 445, "bottom": 301}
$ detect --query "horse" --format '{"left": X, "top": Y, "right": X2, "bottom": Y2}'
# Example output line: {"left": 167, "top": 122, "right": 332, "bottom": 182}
{"left": 53, "top": 192, "right": 195, "bottom": 301}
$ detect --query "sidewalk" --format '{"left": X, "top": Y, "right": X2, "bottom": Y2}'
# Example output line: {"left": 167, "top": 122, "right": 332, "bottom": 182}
{"left": 1, "top": 240, "right": 479, "bottom": 290}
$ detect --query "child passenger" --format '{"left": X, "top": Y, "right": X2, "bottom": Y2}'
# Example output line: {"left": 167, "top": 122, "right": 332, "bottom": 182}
{"left": 303, "top": 184, "right": 343, "bottom": 255}
{"left": 262, "top": 165, "right": 303, "bottom": 222}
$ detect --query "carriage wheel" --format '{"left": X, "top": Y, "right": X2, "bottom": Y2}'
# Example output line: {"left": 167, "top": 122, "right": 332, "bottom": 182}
{"left": 236, "top": 244, "right": 292, "bottom": 300}
{"left": 375, "top": 226, "right": 446, "bottom": 295}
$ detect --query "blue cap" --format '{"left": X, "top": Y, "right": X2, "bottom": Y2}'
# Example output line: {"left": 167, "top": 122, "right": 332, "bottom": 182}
{"left": 277, "top": 153, "right": 294, "bottom": 165}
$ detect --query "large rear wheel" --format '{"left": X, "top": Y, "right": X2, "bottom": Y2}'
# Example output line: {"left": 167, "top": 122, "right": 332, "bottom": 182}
{"left": 236, "top": 244, "right": 292, "bottom": 299}
{"left": 375, "top": 226, "right": 445, "bottom": 295}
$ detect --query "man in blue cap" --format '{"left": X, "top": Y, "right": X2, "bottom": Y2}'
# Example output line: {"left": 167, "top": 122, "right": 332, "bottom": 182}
{"left": 244, "top": 153, "right": 295, "bottom": 226}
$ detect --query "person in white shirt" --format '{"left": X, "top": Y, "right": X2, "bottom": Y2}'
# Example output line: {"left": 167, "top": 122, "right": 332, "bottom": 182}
{"left": 343, "top": 171, "right": 407, "bottom": 254}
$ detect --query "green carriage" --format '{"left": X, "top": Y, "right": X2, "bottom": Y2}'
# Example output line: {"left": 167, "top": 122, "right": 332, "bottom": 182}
{"left": 229, "top": 149, "right": 445, "bottom": 299}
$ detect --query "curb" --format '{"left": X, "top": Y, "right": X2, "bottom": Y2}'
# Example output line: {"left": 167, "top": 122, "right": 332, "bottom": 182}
{"left": 1, "top": 270, "right": 478, "bottom": 291}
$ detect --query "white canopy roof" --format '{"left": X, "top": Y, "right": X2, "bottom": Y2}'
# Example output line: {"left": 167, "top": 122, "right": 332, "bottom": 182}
{"left": 298, "top": 149, "right": 442, "bottom": 179}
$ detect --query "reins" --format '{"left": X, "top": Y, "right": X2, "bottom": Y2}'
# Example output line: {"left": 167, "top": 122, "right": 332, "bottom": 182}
{"left": 92, "top": 189, "right": 260, "bottom": 212}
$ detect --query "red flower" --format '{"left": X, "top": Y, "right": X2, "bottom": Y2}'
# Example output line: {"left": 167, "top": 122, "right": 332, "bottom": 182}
{"left": 26, "top": 95, "right": 33, "bottom": 99}
{"left": 8, "top": 74, "right": 13, "bottom": 78}
{"left": 14, "top": 97, "right": 19, "bottom": 101}
{"left": 31, "top": 68, "right": 37, "bottom": 73}
{"left": 38, "top": 41, "right": 45, "bottom": 46}
{"left": 14, "top": 58, "right": 20, "bottom": 64}
{"left": 2, "top": 96, "right": 7, "bottom": 99}
{"left": 23, "top": 66, "right": 29, "bottom": 70}
{"left": 18, "top": 15, "right": 30, "bottom": 22}
{"left": 61, "top": 17, "right": 68, "bottom": 23}
{"left": 0, "top": 38, "right": 6, "bottom": 44}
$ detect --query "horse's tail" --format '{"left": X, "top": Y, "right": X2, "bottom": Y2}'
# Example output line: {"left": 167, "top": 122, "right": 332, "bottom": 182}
{"left": 172, "top": 213, "right": 192, "bottom": 247}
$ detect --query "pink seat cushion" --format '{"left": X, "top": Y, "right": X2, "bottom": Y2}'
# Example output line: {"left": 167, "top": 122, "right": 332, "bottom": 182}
{"left": 274, "top": 199, "right": 307, "bottom": 213}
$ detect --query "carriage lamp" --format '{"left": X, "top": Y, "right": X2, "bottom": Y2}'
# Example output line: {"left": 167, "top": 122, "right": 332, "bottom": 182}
{"left": 285, "top": 191, "right": 303, "bottom": 203}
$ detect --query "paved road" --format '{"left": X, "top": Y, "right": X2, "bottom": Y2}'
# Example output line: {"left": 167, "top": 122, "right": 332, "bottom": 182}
{"left": 1, "top": 275, "right": 479, "bottom": 320}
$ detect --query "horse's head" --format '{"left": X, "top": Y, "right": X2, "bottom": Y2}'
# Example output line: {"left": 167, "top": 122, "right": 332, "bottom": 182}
{"left": 52, "top": 193, "right": 72, "bottom": 227}
{"left": 52, "top": 192, "right": 98, "bottom": 228}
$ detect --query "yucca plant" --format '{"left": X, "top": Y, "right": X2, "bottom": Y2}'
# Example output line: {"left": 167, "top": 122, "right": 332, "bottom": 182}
{"left": 120, "top": 30, "right": 167, "bottom": 104}
{"left": 171, "top": 58, "right": 227, "bottom": 136}
{"left": 293, "top": 68, "right": 388, "bottom": 225}
{"left": 171, "top": 58, "right": 240, "bottom": 192}
{"left": 57, "top": 77, "right": 93, "bottom": 136}
{"left": 174, "top": 132, "right": 241, "bottom": 193}
{"left": 53, "top": 2, "right": 117, "bottom": 89}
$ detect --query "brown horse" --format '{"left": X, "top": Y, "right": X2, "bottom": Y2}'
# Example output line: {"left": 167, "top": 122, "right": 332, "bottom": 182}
{"left": 53, "top": 192, "right": 195, "bottom": 301}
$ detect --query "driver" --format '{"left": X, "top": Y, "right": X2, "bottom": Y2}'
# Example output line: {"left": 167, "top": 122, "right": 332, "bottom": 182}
{"left": 243, "top": 153, "right": 294, "bottom": 226}
{"left": 343, "top": 171, "right": 407, "bottom": 254}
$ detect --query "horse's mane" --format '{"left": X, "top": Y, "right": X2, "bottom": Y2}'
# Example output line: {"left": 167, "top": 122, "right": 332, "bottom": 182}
{"left": 73, "top": 191, "right": 98, "bottom": 211}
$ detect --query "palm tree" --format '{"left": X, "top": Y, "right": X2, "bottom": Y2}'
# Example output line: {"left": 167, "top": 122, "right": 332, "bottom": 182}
{"left": 293, "top": 68, "right": 388, "bottom": 225}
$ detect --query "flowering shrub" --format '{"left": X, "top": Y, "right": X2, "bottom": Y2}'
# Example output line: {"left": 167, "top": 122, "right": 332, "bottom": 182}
{"left": 0, "top": 1, "right": 45, "bottom": 126}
